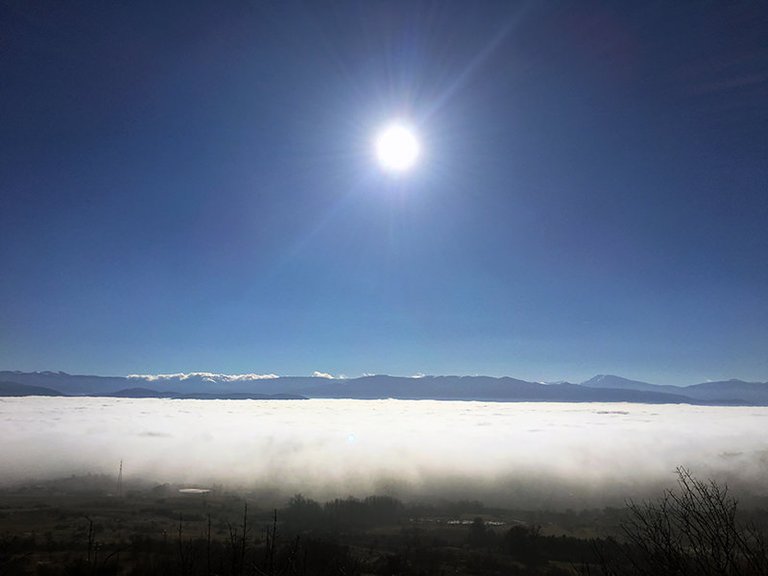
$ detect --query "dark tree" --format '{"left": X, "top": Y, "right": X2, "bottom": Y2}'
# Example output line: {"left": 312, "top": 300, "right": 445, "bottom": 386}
{"left": 587, "top": 467, "right": 768, "bottom": 576}
{"left": 504, "top": 524, "right": 543, "bottom": 566}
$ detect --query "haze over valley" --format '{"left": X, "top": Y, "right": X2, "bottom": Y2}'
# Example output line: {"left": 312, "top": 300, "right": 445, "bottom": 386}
{"left": 2, "top": 395, "right": 767, "bottom": 510}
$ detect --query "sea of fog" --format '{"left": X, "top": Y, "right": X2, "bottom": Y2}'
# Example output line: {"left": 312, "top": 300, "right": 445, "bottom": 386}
{"left": 2, "top": 398, "right": 767, "bottom": 508}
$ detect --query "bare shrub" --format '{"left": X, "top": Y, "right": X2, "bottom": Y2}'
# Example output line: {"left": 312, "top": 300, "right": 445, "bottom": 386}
{"left": 586, "top": 467, "right": 768, "bottom": 576}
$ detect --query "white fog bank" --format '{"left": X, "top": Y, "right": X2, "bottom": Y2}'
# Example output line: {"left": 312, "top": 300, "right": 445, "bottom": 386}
{"left": 2, "top": 398, "right": 767, "bottom": 508}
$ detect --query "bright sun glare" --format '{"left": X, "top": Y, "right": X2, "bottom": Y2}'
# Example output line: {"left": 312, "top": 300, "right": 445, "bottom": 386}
{"left": 375, "top": 123, "right": 420, "bottom": 173}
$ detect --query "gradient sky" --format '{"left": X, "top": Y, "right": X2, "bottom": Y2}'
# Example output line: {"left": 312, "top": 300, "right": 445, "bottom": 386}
{"left": 1, "top": 2, "right": 766, "bottom": 385}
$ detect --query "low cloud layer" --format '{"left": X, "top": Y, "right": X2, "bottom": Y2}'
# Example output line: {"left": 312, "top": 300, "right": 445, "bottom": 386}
{"left": 1, "top": 398, "right": 767, "bottom": 508}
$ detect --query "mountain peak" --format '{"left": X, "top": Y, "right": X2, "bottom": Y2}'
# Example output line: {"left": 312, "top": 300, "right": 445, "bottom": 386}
{"left": 580, "top": 374, "right": 663, "bottom": 392}
{"left": 583, "top": 374, "right": 647, "bottom": 385}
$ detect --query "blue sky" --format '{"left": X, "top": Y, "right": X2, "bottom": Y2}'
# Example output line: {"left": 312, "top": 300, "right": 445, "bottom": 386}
{"left": 1, "top": 2, "right": 766, "bottom": 385}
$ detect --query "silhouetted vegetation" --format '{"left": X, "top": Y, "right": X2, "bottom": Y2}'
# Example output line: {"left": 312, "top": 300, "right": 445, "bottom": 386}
{"left": 583, "top": 468, "right": 768, "bottom": 576}
{"left": 0, "top": 472, "right": 766, "bottom": 575}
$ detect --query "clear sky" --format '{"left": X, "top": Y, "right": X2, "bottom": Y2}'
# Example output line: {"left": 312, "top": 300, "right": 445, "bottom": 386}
{"left": 1, "top": 2, "right": 766, "bottom": 385}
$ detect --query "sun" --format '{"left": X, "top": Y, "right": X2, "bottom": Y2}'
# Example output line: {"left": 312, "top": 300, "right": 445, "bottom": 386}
{"left": 375, "top": 122, "right": 420, "bottom": 173}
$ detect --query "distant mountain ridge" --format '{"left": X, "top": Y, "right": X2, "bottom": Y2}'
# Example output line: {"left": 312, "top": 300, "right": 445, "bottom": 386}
{"left": 580, "top": 374, "right": 682, "bottom": 393}
{"left": 0, "top": 380, "right": 65, "bottom": 397}
{"left": 1, "top": 370, "right": 766, "bottom": 405}
{"left": 579, "top": 374, "right": 768, "bottom": 404}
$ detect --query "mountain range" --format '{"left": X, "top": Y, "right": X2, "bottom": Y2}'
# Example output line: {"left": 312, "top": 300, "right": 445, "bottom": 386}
{"left": 1, "top": 371, "right": 767, "bottom": 405}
